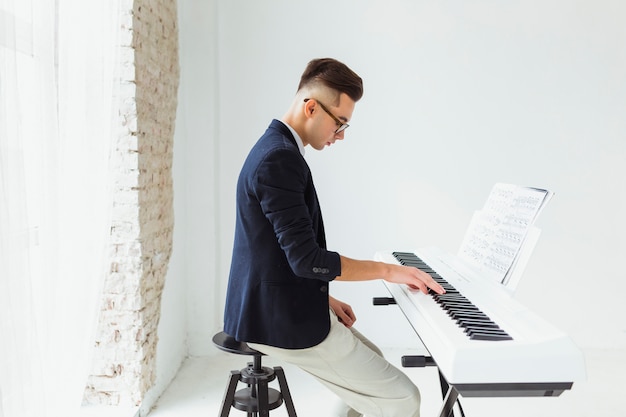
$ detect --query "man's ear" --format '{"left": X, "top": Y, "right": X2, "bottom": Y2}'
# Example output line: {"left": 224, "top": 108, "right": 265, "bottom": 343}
{"left": 303, "top": 98, "right": 316, "bottom": 118}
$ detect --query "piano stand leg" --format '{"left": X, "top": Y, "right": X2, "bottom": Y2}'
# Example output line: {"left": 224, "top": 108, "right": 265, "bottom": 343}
{"left": 438, "top": 385, "right": 460, "bottom": 417}
{"left": 400, "top": 355, "right": 466, "bottom": 417}
{"left": 437, "top": 370, "right": 466, "bottom": 417}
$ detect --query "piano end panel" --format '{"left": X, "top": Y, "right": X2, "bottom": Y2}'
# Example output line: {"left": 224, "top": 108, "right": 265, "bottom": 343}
{"left": 454, "top": 382, "right": 574, "bottom": 398}
{"left": 449, "top": 334, "right": 587, "bottom": 386}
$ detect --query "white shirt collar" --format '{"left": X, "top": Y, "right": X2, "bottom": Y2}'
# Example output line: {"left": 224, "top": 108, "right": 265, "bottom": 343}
{"left": 280, "top": 120, "right": 306, "bottom": 156}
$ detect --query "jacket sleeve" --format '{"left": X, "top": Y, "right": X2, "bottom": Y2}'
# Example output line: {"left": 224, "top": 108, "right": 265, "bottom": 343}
{"left": 253, "top": 147, "right": 341, "bottom": 281}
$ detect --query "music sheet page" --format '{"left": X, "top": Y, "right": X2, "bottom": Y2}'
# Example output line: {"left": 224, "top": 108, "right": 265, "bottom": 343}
{"left": 458, "top": 183, "right": 553, "bottom": 285}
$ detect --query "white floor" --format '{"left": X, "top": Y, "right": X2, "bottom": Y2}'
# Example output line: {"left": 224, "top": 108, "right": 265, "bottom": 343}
{"left": 147, "top": 281, "right": 626, "bottom": 417}
{"left": 146, "top": 346, "right": 625, "bottom": 417}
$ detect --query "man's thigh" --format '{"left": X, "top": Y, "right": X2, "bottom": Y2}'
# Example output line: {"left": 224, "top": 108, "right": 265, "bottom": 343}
{"left": 249, "top": 310, "right": 420, "bottom": 417}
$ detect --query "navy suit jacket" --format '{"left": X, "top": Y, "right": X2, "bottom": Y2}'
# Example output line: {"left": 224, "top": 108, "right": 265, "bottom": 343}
{"left": 224, "top": 120, "right": 342, "bottom": 349}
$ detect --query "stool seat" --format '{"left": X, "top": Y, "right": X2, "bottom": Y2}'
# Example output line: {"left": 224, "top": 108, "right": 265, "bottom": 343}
{"left": 212, "top": 331, "right": 262, "bottom": 356}
{"left": 212, "top": 331, "right": 297, "bottom": 417}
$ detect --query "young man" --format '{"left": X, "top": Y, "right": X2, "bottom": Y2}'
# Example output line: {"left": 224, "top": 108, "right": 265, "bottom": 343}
{"left": 223, "top": 58, "right": 445, "bottom": 417}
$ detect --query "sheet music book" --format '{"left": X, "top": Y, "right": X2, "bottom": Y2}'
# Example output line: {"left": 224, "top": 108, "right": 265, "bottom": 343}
{"left": 457, "top": 183, "right": 554, "bottom": 288}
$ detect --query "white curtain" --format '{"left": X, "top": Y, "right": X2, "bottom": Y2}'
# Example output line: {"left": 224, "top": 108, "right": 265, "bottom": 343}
{"left": 0, "top": 0, "right": 121, "bottom": 416}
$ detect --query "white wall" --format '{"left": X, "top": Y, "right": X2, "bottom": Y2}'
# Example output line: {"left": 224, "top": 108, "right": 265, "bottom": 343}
{"left": 161, "top": 2, "right": 626, "bottom": 392}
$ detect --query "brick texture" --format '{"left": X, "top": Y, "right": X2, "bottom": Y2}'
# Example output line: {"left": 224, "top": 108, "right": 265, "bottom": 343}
{"left": 83, "top": 0, "right": 180, "bottom": 407}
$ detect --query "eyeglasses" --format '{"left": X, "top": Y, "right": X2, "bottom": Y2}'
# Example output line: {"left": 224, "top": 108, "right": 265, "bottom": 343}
{"left": 304, "top": 98, "right": 349, "bottom": 133}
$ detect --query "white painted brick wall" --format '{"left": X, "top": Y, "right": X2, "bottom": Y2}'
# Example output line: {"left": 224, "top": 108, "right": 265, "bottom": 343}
{"left": 83, "top": 0, "right": 179, "bottom": 407}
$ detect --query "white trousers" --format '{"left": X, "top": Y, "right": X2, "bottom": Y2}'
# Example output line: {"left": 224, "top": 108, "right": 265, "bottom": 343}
{"left": 248, "top": 309, "right": 421, "bottom": 417}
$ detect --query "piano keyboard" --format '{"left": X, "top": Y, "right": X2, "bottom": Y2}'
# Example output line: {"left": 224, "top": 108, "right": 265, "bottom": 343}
{"left": 392, "top": 251, "right": 513, "bottom": 341}
{"left": 375, "top": 247, "right": 586, "bottom": 397}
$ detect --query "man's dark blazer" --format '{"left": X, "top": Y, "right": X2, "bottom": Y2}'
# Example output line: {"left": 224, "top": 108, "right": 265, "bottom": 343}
{"left": 224, "top": 119, "right": 342, "bottom": 349}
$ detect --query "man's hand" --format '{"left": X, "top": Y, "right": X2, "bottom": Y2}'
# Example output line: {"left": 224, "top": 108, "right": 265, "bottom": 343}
{"left": 336, "top": 256, "right": 446, "bottom": 296}
{"left": 385, "top": 263, "right": 446, "bottom": 295}
{"left": 329, "top": 295, "right": 356, "bottom": 328}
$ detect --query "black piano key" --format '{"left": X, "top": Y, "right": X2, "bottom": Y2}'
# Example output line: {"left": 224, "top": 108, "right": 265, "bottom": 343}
{"left": 437, "top": 303, "right": 476, "bottom": 310}
{"left": 401, "top": 261, "right": 425, "bottom": 267}
{"left": 435, "top": 295, "right": 472, "bottom": 302}
{"left": 432, "top": 294, "right": 466, "bottom": 301}
{"left": 449, "top": 310, "right": 489, "bottom": 319}
{"left": 434, "top": 292, "right": 466, "bottom": 297}
{"left": 463, "top": 325, "right": 502, "bottom": 334}
{"left": 448, "top": 311, "right": 483, "bottom": 318}
{"left": 442, "top": 303, "right": 471, "bottom": 310}
{"left": 433, "top": 293, "right": 467, "bottom": 300}
{"left": 466, "top": 327, "right": 512, "bottom": 339}
{"left": 392, "top": 251, "right": 418, "bottom": 257}
{"left": 470, "top": 332, "right": 513, "bottom": 341}
{"left": 446, "top": 307, "right": 482, "bottom": 314}
{"left": 458, "top": 319, "right": 501, "bottom": 329}
{"left": 466, "top": 327, "right": 508, "bottom": 336}
{"left": 446, "top": 306, "right": 485, "bottom": 315}
{"left": 464, "top": 327, "right": 498, "bottom": 335}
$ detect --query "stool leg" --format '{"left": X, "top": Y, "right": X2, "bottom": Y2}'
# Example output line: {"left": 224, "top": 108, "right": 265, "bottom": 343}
{"left": 219, "top": 370, "right": 240, "bottom": 417}
{"left": 275, "top": 366, "right": 297, "bottom": 417}
{"left": 257, "top": 378, "right": 269, "bottom": 417}
{"left": 247, "top": 380, "right": 255, "bottom": 417}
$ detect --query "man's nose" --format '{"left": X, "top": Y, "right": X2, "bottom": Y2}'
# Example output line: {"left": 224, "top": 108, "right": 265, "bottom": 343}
{"left": 334, "top": 130, "right": 345, "bottom": 140}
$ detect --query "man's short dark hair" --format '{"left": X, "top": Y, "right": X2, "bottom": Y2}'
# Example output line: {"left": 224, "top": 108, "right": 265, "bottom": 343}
{"left": 297, "top": 58, "right": 363, "bottom": 103}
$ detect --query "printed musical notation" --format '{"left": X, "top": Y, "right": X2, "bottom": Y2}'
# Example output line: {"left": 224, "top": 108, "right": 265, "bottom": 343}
{"left": 458, "top": 183, "right": 553, "bottom": 285}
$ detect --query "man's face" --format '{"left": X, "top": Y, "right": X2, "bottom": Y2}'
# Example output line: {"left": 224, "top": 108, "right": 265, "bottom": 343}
{"left": 306, "top": 93, "right": 355, "bottom": 151}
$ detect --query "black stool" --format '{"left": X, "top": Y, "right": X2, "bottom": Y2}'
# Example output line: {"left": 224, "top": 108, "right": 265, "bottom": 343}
{"left": 212, "top": 331, "right": 297, "bottom": 417}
